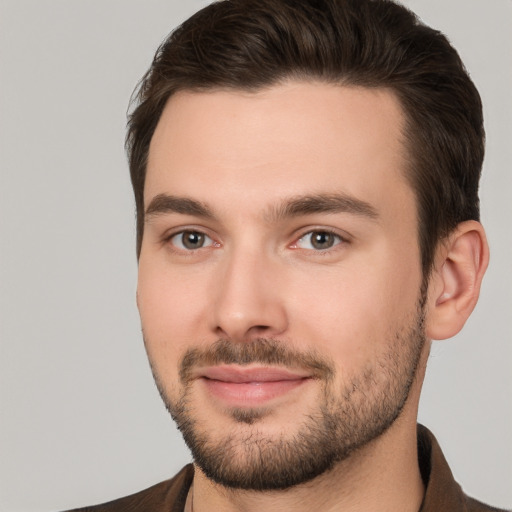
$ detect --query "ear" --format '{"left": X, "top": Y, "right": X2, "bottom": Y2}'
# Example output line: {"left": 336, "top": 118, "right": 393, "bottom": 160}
{"left": 425, "top": 220, "right": 489, "bottom": 340}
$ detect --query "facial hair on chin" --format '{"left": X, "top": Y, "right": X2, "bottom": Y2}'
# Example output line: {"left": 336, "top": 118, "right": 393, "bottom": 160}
{"left": 144, "top": 301, "right": 426, "bottom": 491}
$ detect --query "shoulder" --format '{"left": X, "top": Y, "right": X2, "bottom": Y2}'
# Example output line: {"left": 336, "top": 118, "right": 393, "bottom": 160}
{"left": 63, "top": 464, "right": 194, "bottom": 512}
{"left": 417, "top": 425, "right": 510, "bottom": 512}
{"left": 464, "top": 495, "right": 511, "bottom": 512}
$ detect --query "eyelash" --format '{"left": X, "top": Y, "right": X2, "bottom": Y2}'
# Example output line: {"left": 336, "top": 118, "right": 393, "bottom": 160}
{"left": 163, "top": 228, "right": 349, "bottom": 254}
{"left": 165, "top": 229, "right": 219, "bottom": 252}
{"left": 291, "top": 229, "right": 348, "bottom": 252}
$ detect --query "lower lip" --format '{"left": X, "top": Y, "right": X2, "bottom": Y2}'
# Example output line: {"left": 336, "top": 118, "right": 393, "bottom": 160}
{"left": 201, "top": 378, "right": 309, "bottom": 406}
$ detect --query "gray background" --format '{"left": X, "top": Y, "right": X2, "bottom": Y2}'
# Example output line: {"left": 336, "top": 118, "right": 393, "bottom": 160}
{"left": 0, "top": 1, "right": 510, "bottom": 511}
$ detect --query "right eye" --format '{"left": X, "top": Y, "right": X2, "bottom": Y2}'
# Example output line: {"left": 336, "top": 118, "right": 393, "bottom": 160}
{"left": 169, "top": 230, "right": 214, "bottom": 250}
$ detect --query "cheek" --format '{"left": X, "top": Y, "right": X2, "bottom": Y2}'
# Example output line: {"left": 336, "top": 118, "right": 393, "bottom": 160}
{"left": 287, "top": 272, "right": 382, "bottom": 369}
{"left": 286, "top": 254, "right": 421, "bottom": 369}
{"left": 137, "top": 258, "right": 207, "bottom": 379}
{"left": 138, "top": 253, "right": 207, "bottom": 324}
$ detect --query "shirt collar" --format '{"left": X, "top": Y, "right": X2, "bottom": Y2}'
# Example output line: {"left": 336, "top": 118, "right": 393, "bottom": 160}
{"left": 417, "top": 424, "right": 467, "bottom": 511}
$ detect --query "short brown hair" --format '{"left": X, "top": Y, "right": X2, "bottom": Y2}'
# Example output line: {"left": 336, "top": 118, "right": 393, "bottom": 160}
{"left": 126, "top": 0, "right": 484, "bottom": 276}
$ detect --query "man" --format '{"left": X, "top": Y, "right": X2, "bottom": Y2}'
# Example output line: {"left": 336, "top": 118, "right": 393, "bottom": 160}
{"left": 68, "top": 0, "right": 508, "bottom": 510}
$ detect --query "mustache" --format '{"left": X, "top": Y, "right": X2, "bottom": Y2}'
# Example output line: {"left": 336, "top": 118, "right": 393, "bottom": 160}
{"left": 179, "top": 338, "right": 335, "bottom": 384}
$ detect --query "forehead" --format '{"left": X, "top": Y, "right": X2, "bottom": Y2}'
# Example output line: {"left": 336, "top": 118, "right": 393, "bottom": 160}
{"left": 146, "top": 81, "right": 412, "bottom": 216}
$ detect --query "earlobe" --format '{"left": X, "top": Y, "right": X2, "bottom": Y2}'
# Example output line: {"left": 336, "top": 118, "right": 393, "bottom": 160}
{"left": 425, "top": 221, "right": 489, "bottom": 340}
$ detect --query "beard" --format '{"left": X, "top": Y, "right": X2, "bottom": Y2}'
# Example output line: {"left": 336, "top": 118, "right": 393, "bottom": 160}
{"left": 145, "top": 298, "right": 426, "bottom": 491}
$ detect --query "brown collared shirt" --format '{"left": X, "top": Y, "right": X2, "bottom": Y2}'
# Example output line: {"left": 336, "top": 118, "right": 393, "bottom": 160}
{"left": 66, "top": 425, "right": 509, "bottom": 512}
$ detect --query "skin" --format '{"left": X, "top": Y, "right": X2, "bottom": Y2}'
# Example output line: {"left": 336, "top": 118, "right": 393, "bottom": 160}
{"left": 137, "top": 81, "right": 489, "bottom": 512}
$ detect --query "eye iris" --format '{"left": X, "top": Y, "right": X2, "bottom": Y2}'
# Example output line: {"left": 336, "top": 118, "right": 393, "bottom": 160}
{"left": 182, "top": 231, "right": 204, "bottom": 249}
{"left": 311, "top": 231, "right": 335, "bottom": 250}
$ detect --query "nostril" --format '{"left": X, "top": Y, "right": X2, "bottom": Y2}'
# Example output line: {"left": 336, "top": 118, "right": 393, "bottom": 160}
{"left": 214, "top": 323, "right": 279, "bottom": 344}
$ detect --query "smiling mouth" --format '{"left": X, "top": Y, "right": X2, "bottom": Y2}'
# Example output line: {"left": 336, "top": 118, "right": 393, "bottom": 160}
{"left": 198, "top": 365, "right": 312, "bottom": 406}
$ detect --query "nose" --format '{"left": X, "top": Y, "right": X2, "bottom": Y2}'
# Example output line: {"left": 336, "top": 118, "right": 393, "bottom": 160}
{"left": 210, "top": 249, "right": 289, "bottom": 342}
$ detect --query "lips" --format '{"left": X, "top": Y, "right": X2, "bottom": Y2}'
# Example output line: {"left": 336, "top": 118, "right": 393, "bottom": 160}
{"left": 197, "top": 365, "right": 311, "bottom": 406}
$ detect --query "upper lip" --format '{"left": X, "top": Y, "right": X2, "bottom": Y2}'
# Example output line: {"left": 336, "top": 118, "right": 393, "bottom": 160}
{"left": 197, "top": 365, "right": 311, "bottom": 383}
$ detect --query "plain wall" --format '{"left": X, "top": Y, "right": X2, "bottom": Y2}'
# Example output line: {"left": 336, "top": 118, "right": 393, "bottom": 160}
{"left": 0, "top": 1, "right": 510, "bottom": 510}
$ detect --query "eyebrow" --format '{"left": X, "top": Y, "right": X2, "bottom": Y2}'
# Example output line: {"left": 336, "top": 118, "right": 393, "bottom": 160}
{"left": 144, "top": 192, "right": 379, "bottom": 223}
{"left": 266, "top": 193, "right": 379, "bottom": 223}
{"left": 145, "top": 194, "right": 215, "bottom": 221}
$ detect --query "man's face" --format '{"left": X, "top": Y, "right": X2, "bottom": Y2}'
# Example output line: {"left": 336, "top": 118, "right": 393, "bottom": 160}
{"left": 138, "top": 82, "right": 427, "bottom": 489}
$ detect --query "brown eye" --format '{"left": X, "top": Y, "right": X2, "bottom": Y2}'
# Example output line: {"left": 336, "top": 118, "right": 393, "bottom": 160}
{"left": 170, "top": 231, "right": 213, "bottom": 250}
{"left": 296, "top": 231, "right": 342, "bottom": 250}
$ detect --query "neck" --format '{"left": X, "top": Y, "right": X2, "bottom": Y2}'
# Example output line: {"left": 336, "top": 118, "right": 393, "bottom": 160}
{"left": 191, "top": 414, "right": 425, "bottom": 512}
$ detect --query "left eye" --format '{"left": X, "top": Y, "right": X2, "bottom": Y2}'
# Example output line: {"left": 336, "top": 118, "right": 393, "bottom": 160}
{"left": 295, "top": 231, "right": 342, "bottom": 250}
{"left": 169, "top": 231, "right": 214, "bottom": 250}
